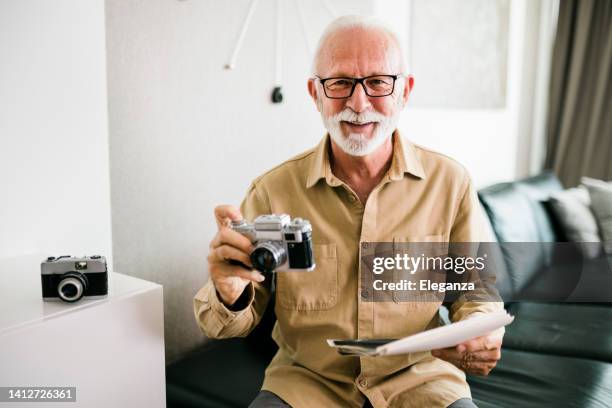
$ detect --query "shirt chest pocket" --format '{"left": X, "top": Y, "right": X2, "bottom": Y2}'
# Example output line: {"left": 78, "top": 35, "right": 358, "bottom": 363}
{"left": 276, "top": 243, "right": 338, "bottom": 311}
{"left": 392, "top": 235, "right": 447, "bottom": 304}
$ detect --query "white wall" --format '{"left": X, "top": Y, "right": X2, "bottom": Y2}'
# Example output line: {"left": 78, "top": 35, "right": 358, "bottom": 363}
{"left": 0, "top": 1, "right": 112, "bottom": 262}
{"left": 378, "top": 0, "right": 549, "bottom": 187}
{"left": 0, "top": 0, "right": 552, "bottom": 368}
{"left": 105, "top": 0, "right": 373, "bottom": 363}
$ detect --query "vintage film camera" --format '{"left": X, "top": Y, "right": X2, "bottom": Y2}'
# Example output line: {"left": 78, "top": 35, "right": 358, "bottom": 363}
{"left": 231, "top": 214, "right": 315, "bottom": 273}
{"left": 41, "top": 255, "right": 109, "bottom": 302}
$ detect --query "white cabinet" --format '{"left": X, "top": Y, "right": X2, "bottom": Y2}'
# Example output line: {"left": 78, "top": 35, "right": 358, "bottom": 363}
{"left": 0, "top": 255, "right": 165, "bottom": 407}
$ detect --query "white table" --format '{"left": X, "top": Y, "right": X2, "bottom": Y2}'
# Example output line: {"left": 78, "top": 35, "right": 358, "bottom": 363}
{"left": 0, "top": 255, "right": 165, "bottom": 407}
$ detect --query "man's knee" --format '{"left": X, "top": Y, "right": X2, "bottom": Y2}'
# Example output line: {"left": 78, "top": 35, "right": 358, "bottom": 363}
{"left": 248, "top": 390, "right": 292, "bottom": 408}
{"left": 447, "top": 398, "right": 478, "bottom": 408}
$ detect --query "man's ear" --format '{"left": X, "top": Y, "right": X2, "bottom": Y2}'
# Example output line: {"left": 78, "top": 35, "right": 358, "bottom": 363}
{"left": 402, "top": 74, "right": 415, "bottom": 107}
{"left": 307, "top": 78, "right": 321, "bottom": 112}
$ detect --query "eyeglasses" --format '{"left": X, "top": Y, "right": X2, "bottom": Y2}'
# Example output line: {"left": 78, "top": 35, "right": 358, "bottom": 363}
{"left": 316, "top": 74, "right": 403, "bottom": 99}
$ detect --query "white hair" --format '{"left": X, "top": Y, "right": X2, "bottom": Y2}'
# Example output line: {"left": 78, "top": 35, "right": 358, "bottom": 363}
{"left": 311, "top": 15, "right": 407, "bottom": 75}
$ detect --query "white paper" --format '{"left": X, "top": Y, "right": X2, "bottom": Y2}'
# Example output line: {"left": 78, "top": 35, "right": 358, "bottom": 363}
{"left": 379, "top": 311, "right": 514, "bottom": 356}
{"left": 327, "top": 310, "right": 514, "bottom": 356}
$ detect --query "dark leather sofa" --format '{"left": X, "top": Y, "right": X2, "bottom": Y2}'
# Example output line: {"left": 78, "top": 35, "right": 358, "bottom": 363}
{"left": 167, "top": 172, "right": 612, "bottom": 407}
{"left": 469, "top": 172, "right": 612, "bottom": 407}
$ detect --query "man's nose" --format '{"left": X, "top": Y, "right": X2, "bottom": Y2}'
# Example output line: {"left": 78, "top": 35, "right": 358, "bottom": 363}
{"left": 345, "top": 82, "right": 372, "bottom": 113}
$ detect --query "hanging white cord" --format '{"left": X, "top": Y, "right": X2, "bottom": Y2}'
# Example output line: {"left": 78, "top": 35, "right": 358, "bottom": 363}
{"left": 294, "top": 0, "right": 313, "bottom": 56}
{"left": 274, "top": 0, "right": 282, "bottom": 86}
{"left": 321, "top": 0, "right": 337, "bottom": 18}
{"left": 225, "top": 0, "right": 260, "bottom": 69}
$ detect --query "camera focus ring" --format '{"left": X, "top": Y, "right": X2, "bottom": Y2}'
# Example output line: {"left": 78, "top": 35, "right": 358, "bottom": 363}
{"left": 251, "top": 241, "right": 287, "bottom": 273}
{"left": 58, "top": 272, "right": 88, "bottom": 303}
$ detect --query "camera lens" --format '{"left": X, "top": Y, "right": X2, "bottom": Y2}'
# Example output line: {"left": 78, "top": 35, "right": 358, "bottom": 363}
{"left": 253, "top": 250, "right": 276, "bottom": 271}
{"left": 251, "top": 241, "right": 286, "bottom": 273}
{"left": 57, "top": 272, "right": 88, "bottom": 303}
{"left": 61, "top": 283, "right": 78, "bottom": 298}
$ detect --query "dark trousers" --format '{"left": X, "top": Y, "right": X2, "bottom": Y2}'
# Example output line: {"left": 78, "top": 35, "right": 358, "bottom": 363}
{"left": 249, "top": 390, "right": 478, "bottom": 408}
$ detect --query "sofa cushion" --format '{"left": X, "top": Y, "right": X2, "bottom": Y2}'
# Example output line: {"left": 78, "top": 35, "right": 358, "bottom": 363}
{"left": 504, "top": 303, "right": 612, "bottom": 362}
{"left": 583, "top": 177, "right": 612, "bottom": 254}
{"left": 478, "top": 184, "right": 546, "bottom": 299}
{"left": 478, "top": 173, "right": 568, "bottom": 300}
{"left": 517, "top": 171, "right": 564, "bottom": 243}
{"left": 478, "top": 172, "right": 564, "bottom": 243}
{"left": 549, "top": 186, "right": 602, "bottom": 258}
{"left": 469, "top": 349, "right": 612, "bottom": 408}
{"left": 479, "top": 182, "right": 542, "bottom": 243}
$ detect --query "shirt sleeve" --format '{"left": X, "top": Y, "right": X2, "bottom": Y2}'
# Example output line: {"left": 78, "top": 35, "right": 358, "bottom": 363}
{"left": 448, "top": 173, "right": 505, "bottom": 338}
{"left": 193, "top": 181, "right": 272, "bottom": 339}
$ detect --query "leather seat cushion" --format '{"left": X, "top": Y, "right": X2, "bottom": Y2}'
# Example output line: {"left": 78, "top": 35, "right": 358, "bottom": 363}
{"left": 504, "top": 302, "right": 612, "bottom": 362}
{"left": 469, "top": 348, "right": 612, "bottom": 408}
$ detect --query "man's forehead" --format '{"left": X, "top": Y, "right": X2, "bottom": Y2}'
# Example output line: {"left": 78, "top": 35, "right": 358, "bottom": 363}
{"left": 316, "top": 27, "right": 401, "bottom": 77}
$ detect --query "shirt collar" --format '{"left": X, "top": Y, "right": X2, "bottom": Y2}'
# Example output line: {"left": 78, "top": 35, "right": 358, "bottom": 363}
{"left": 306, "top": 130, "right": 426, "bottom": 189}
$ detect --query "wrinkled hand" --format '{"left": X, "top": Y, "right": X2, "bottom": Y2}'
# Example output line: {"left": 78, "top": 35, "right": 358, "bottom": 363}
{"left": 431, "top": 334, "right": 502, "bottom": 376}
{"left": 207, "top": 205, "right": 264, "bottom": 307}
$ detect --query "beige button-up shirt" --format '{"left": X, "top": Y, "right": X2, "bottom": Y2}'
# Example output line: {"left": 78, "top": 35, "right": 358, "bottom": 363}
{"left": 194, "top": 132, "right": 503, "bottom": 408}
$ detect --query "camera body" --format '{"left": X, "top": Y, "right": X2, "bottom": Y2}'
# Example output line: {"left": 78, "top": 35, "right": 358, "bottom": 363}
{"left": 41, "top": 255, "right": 108, "bottom": 302}
{"left": 231, "top": 214, "right": 315, "bottom": 273}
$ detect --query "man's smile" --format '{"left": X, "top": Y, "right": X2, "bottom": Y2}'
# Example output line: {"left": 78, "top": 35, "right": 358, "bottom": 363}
{"left": 341, "top": 120, "right": 376, "bottom": 134}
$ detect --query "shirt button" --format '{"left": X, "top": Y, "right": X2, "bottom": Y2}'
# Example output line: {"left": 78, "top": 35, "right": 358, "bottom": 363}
{"left": 359, "top": 378, "right": 368, "bottom": 388}
{"left": 361, "top": 289, "right": 370, "bottom": 299}
{"left": 348, "top": 194, "right": 357, "bottom": 203}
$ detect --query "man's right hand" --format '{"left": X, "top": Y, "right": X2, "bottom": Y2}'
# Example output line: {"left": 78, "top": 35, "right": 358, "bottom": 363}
{"left": 207, "top": 205, "right": 265, "bottom": 307}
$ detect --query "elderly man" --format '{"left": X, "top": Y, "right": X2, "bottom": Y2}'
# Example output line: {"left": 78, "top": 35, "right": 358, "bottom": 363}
{"left": 194, "top": 15, "right": 503, "bottom": 408}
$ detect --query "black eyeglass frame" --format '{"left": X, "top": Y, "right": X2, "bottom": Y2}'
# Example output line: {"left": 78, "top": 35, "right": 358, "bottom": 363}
{"left": 315, "top": 74, "right": 404, "bottom": 99}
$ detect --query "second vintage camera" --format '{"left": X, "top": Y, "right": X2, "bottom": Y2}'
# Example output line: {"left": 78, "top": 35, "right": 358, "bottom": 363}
{"left": 41, "top": 255, "right": 108, "bottom": 303}
{"left": 231, "top": 214, "right": 315, "bottom": 273}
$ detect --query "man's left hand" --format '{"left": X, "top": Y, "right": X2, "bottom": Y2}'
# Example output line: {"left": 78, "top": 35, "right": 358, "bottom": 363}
{"left": 431, "top": 334, "right": 502, "bottom": 376}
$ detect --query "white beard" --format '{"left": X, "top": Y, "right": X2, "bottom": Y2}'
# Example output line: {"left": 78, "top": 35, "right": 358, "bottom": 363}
{"left": 320, "top": 103, "right": 402, "bottom": 157}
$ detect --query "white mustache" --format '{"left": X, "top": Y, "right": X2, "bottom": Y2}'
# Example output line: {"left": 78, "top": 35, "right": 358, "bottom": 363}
{"left": 327, "top": 109, "right": 387, "bottom": 125}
